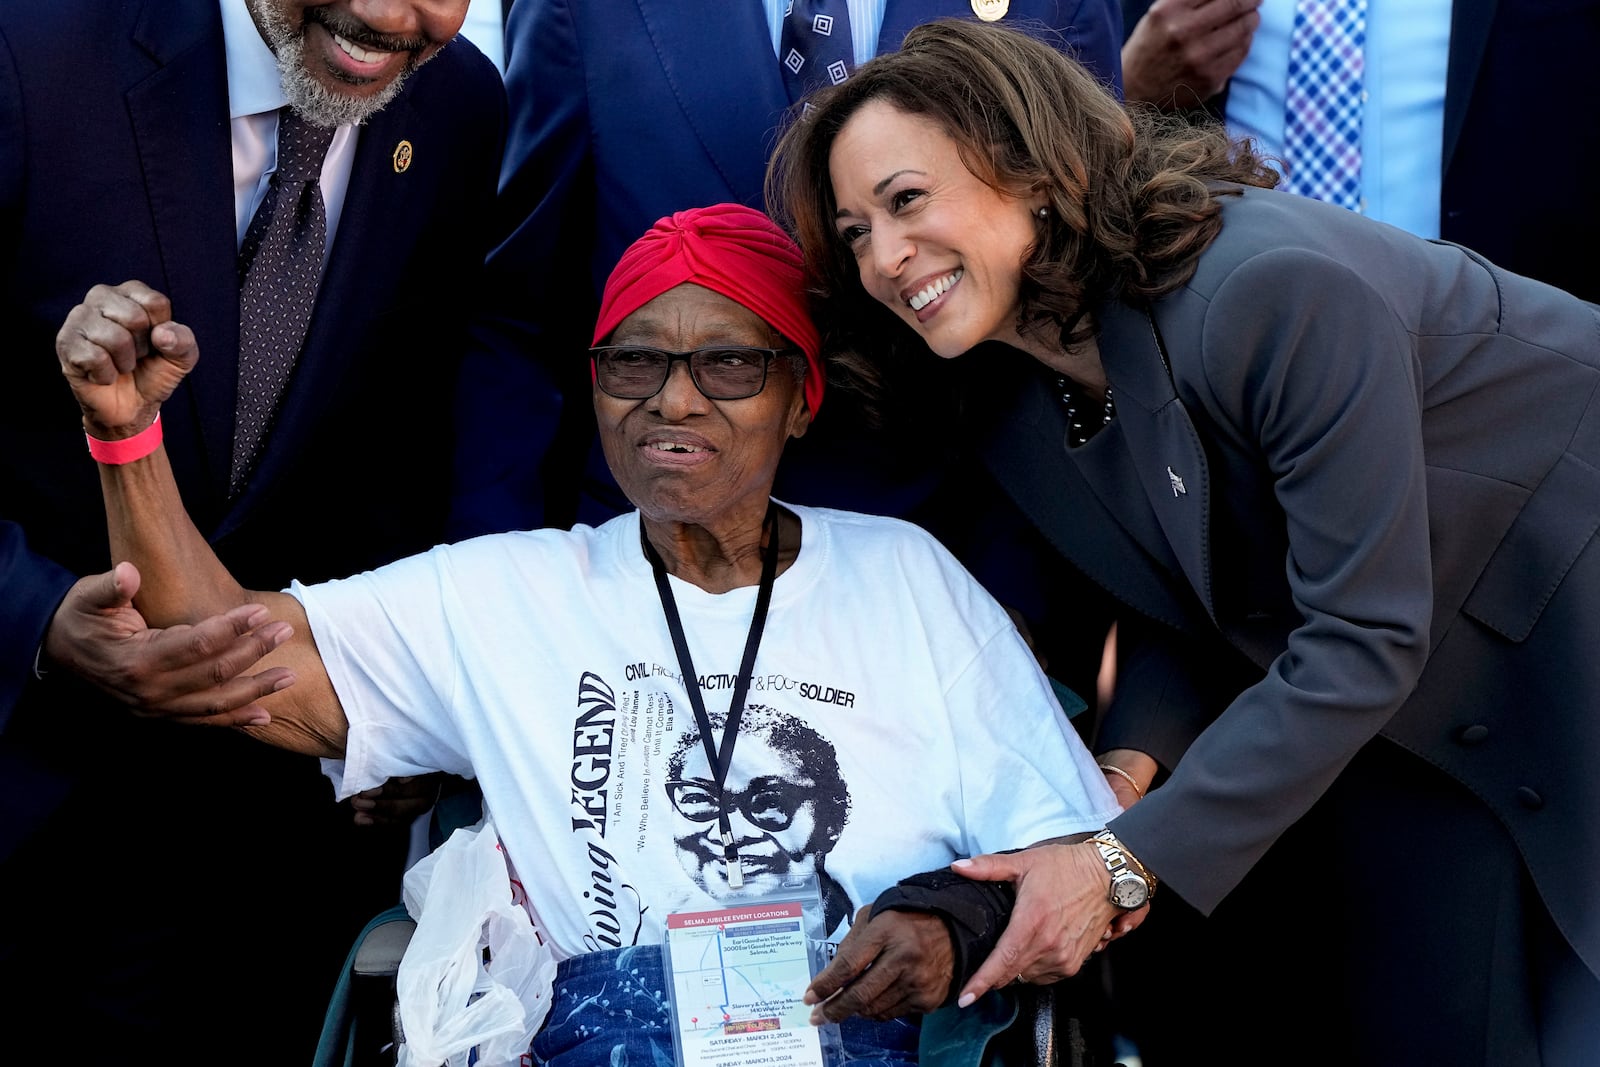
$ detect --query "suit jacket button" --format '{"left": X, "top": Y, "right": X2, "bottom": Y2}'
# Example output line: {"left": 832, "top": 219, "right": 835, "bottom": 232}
{"left": 1455, "top": 724, "right": 1490, "bottom": 745}
{"left": 1515, "top": 786, "right": 1544, "bottom": 811}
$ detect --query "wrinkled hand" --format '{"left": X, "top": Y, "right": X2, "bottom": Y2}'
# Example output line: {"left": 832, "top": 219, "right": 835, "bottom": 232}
{"left": 43, "top": 562, "right": 294, "bottom": 726}
{"left": 56, "top": 280, "right": 199, "bottom": 438}
{"left": 350, "top": 772, "right": 447, "bottom": 828}
{"left": 951, "top": 842, "right": 1148, "bottom": 1006}
{"left": 805, "top": 905, "right": 953, "bottom": 1024}
{"left": 1123, "top": 0, "right": 1262, "bottom": 109}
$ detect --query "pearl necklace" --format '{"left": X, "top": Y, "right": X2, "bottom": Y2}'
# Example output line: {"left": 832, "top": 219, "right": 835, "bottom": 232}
{"left": 1054, "top": 376, "right": 1116, "bottom": 448}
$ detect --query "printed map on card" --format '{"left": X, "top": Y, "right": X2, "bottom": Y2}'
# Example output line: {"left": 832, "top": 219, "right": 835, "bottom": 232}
{"left": 666, "top": 901, "right": 827, "bottom": 1067}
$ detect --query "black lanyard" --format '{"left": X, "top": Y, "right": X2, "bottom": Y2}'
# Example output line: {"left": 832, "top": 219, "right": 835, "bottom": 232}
{"left": 642, "top": 502, "right": 780, "bottom": 891}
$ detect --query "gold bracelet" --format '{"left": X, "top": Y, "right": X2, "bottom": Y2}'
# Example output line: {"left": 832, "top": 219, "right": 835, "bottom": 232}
{"left": 1097, "top": 763, "right": 1145, "bottom": 800}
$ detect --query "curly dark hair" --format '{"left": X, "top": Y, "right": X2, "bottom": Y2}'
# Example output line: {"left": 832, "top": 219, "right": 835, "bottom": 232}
{"left": 765, "top": 17, "right": 1279, "bottom": 425}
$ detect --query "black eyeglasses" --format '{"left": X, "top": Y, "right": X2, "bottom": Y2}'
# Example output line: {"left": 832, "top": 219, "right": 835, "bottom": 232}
{"left": 590, "top": 345, "right": 793, "bottom": 401}
{"left": 666, "top": 778, "right": 811, "bottom": 832}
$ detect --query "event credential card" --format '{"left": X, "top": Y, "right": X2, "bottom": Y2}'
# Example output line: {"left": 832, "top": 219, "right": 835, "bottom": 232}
{"left": 665, "top": 901, "right": 829, "bottom": 1067}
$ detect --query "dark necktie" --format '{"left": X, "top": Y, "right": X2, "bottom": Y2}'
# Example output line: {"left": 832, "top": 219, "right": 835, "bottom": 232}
{"left": 779, "top": 0, "right": 854, "bottom": 104}
{"left": 231, "top": 107, "right": 337, "bottom": 495}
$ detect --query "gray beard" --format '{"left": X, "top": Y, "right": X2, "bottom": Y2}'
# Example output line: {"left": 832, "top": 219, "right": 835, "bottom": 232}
{"left": 249, "top": 0, "right": 418, "bottom": 128}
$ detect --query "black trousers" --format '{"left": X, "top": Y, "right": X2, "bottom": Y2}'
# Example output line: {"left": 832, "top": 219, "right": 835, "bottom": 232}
{"left": 1106, "top": 739, "right": 1600, "bottom": 1066}
{"left": 0, "top": 716, "right": 412, "bottom": 1065}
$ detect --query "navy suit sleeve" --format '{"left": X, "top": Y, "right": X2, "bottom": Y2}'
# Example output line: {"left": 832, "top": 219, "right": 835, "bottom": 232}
{"left": 1063, "top": 0, "right": 1125, "bottom": 97}
{"left": 1118, "top": 0, "right": 1152, "bottom": 42}
{"left": 0, "top": 523, "right": 76, "bottom": 730}
{"left": 0, "top": 32, "right": 77, "bottom": 730}
{"left": 0, "top": 15, "right": 19, "bottom": 222}
{"left": 448, "top": 0, "right": 591, "bottom": 538}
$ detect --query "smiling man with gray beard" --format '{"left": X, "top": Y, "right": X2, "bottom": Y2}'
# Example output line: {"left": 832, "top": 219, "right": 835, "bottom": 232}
{"left": 247, "top": 0, "right": 451, "bottom": 127}
{"left": 0, "top": 1, "right": 539, "bottom": 1063}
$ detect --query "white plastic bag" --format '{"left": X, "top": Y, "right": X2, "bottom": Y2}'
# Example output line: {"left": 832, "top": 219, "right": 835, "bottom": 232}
{"left": 397, "top": 815, "right": 557, "bottom": 1067}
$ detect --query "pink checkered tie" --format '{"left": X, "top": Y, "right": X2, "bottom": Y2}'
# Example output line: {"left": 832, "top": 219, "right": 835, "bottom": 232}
{"left": 1282, "top": 0, "right": 1366, "bottom": 211}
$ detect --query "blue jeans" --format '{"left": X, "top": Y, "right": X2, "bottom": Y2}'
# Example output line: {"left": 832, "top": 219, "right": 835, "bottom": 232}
{"left": 529, "top": 945, "right": 921, "bottom": 1067}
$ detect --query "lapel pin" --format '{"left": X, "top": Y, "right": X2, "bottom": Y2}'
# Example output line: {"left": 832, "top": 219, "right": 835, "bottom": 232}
{"left": 392, "top": 140, "right": 413, "bottom": 174}
{"left": 1167, "top": 467, "right": 1187, "bottom": 497}
{"left": 971, "top": 0, "right": 1009, "bottom": 21}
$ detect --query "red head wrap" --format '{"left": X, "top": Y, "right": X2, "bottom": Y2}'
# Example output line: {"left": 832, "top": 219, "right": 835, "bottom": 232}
{"left": 593, "top": 203, "right": 824, "bottom": 416}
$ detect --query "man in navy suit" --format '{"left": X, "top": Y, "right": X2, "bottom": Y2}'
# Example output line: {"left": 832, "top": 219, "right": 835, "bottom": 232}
{"left": 0, "top": 1, "right": 522, "bottom": 1061}
{"left": 451, "top": 0, "right": 1125, "bottom": 537}
{"left": 1118, "top": 0, "right": 1599, "bottom": 302}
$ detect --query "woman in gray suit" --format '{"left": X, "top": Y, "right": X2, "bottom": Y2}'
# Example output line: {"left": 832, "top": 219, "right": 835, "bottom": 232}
{"left": 772, "top": 18, "right": 1599, "bottom": 1066}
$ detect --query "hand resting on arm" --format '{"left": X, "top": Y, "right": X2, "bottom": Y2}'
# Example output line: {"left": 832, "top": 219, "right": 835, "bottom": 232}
{"left": 42, "top": 560, "right": 294, "bottom": 726}
{"left": 55, "top": 280, "right": 350, "bottom": 758}
{"left": 806, "top": 827, "right": 1152, "bottom": 1024}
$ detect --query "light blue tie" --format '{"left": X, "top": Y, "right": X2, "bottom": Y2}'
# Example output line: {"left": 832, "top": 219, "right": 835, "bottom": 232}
{"left": 1282, "top": 0, "right": 1366, "bottom": 212}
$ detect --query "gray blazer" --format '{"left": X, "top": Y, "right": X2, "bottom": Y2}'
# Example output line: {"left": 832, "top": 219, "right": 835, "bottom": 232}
{"left": 981, "top": 186, "right": 1600, "bottom": 978}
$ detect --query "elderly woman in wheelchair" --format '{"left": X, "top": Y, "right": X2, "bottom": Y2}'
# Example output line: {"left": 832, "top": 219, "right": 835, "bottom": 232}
{"left": 57, "top": 204, "right": 1131, "bottom": 1066}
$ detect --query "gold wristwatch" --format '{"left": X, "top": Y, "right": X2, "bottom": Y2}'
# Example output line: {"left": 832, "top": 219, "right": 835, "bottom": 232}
{"left": 1090, "top": 829, "right": 1157, "bottom": 910}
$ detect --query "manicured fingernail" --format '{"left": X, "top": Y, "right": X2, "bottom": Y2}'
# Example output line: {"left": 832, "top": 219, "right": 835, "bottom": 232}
{"left": 951, "top": 858, "right": 973, "bottom": 869}
{"left": 273, "top": 675, "right": 294, "bottom": 691}
{"left": 247, "top": 713, "right": 270, "bottom": 726}
{"left": 957, "top": 993, "right": 976, "bottom": 1008}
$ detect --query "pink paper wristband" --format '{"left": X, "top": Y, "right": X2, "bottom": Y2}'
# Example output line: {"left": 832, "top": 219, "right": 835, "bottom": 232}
{"left": 85, "top": 413, "right": 162, "bottom": 465}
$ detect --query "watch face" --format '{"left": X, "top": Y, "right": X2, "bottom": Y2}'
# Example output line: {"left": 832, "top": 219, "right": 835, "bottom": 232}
{"left": 1110, "top": 873, "right": 1148, "bottom": 910}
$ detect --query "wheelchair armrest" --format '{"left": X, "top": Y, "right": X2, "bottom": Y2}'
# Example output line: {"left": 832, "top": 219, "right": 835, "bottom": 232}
{"left": 983, "top": 974, "right": 1110, "bottom": 1067}
{"left": 1016, "top": 983, "right": 1059, "bottom": 1067}
{"left": 353, "top": 916, "right": 416, "bottom": 979}
{"left": 316, "top": 907, "right": 417, "bottom": 1067}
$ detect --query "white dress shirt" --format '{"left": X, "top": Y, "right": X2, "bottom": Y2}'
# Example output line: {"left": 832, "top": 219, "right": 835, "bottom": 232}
{"left": 219, "top": 0, "right": 358, "bottom": 258}
{"left": 458, "top": 0, "right": 507, "bottom": 74}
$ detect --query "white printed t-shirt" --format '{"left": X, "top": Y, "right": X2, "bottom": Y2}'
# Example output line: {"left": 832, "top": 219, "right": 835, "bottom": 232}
{"left": 293, "top": 504, "right": 1120, "bottom": 959}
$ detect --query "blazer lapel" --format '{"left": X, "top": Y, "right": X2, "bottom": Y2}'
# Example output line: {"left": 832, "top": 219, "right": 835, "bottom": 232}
{"left": 632, "top": 0, "right": 793, "bottom": 200}
{"left": 978, "top": 357, "right": 1207, "bottom": 635}
{"left": 1098, "top": 299, "right": 1216, "bottom": 621}
{"left": 126, "top": 0, "right": 239, "bottom": 507}
{"left": 1104, "top": 300, "right": 1294, "bottom": 671}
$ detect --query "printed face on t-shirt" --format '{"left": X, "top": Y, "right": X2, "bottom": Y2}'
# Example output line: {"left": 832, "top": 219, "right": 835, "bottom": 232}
{"left": 665, "top": 707, "right": 849, "bottom": 900}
